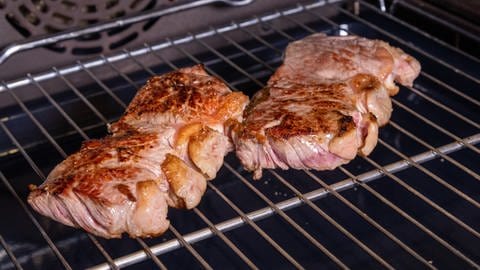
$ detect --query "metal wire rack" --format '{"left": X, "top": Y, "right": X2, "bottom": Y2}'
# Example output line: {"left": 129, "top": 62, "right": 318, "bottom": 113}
{"left": 0, "top": 0, "right": 478, "bottom": 269}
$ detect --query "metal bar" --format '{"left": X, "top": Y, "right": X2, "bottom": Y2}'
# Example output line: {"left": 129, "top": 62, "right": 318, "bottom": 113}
{"left": 418, "top": 70, "right": 480, "bottom": 108}
{"left": 307, "top": 169, "right": 439, "bottom": 268}
{"left": 274, "top": 9, "right": 480, "bottom": 157}
{"left": 390, "top": 107, "right": 480, "bottom": 181}
{"left": 192, "top": 208, "right": 259, "bottom": 270}
{"left": 207, "top": 182, "right": 306, "bottom": 269}
{"left": 192, "top": 36, "right": 265, "bottom": 88}
{"left": 0, "top": 124, "right": 46, "bottom": 180}
{"left": 0, "top": 118, "right": 111, "bottom": 160}
{"left": 168, "top": 225, "right": 213, "bottom": 270}
{"left": 109, "top": 49, "right": 259, "bottom": 270}
{"left": 148, "top": 42, "right": 264, "bottom": 89}
{"left": 259, "top": 170, "right": 394, "bottom": 269}
{"left": 394, "top": 0, "right": 480, "bottom": 43}
{"left": 0, "top": 0, "right": 253, "bottom": 64}
{"left": 3, "top": 82, "right": 67, "bottom": 157}
{"left": 223, "top": 163, "right": 349, "bottom": 269}
{"left": 0, "top": 0, "right": 343, "bottom": 92}
{"left": 28, "top": 75, "right": 89, "bottom": 140}
{"left": 405, "top": 85, "right": 479, "bottom": 129}
{"left": 235, "top": 23, "right": 284, "bottom": 54}
{"left": 165, "top": 38, "right": 239, "bottom": 92}
{"left": 100, "top": 55, "right": 146, "bottom": 92}
{"left": 335, "top": 164, "right": 480, "bottom": 268}
{"left": 378, "top": 0, "right": 386, "bottom": 12}
{"left": 76, "top": 61, "right": 128, "bottom": 109}
{"left": 359, "top": 0, "right": 480, "bottom": 63}
{"left": 362, "top": 148, "right": 480, "bottom": 239}
{"left": 336, "top": 142, "right": 479, "bottom": 267}
{"left": 360, "top": 155, "right": 480, "bottom": 267}
{"left": 0, "top": 123, "right": 72, "bottom": 270}
{"left": 2, "top": 82, "right": 119, "bottom": 270}
{"left": 212, "top": 28, "right": 276, "bottom": 72}
{"left": 0, "top": 234, "right": 23, "bottom": 270}
{"left": 91, "top": 133, "right": 479, "bottom": 269}
{"left": 378, "top": 138, "right": 479, "bottom": 208}
{"left": 53, "top": 68, "right": 110, "bottom": 125}
{"left": 135, "top": 240, "right": 168, "bottom": 270}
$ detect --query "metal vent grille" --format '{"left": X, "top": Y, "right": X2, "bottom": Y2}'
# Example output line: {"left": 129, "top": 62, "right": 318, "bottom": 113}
{"left": 0, "top": 0, "right": 478, "bottom": 269}
{"left": 1, "top": 0, "right": 160, "bottom": 55}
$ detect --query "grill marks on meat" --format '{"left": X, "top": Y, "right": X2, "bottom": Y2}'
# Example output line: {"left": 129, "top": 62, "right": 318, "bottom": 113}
{"left": 233, "top": 34, "right": 420, "bottom": 179}
{"left": 28, "top": 65, "right": 248, "bottom": 238}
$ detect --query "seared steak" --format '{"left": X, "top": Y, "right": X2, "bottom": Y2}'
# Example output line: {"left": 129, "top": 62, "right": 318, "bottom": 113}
{"left": 233, "top": 34, "right": 421, "bottom": 179}
{"left": 28, "top": 65, "right": 248, "bottom": 238}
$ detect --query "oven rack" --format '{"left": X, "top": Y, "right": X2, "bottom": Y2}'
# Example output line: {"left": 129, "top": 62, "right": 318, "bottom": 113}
{"left": 0, "top": 1, "right": 478, "bottom": 269}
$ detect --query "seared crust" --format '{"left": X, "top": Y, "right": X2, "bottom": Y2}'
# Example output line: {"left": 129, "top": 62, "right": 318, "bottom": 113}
{"left": 238, "top": 82, "right": 356, "bottom": 142}
{"left": 161, "top": 153, "right": 207, "bottom": 209}
{"left": 111, "top": 65, "right": 247, "bottom": 132}
{"left": 188, "top": 126, "right": 229, "bottom": 180}
{"left": 35, "top": 131, "right": 157, "bottom": 201}
{"left": 125, "top": 65, "right": 226, "bottom": 118}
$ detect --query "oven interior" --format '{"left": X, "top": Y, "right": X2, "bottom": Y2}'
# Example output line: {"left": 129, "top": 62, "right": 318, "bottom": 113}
{"left": 0, "top": 0, "right": 478, "bottom": 269}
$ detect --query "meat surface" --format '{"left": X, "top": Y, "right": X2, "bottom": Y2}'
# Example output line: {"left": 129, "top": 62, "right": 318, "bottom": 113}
{"left": 232, "top": 34, "right": 420, "bottom": 179}
{"left": 28, "top": 65, "right": 248, "bottom": 238}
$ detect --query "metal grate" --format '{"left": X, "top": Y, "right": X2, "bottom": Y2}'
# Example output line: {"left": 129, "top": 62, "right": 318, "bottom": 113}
{"left": 0, "top": 0, "right": 479, "bottom": 269}
{"left": 1, "top": 0, "right": 160, "bottom": 55}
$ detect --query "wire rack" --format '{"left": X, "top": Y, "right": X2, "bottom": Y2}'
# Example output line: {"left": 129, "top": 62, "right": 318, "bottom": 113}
{"left": 0, "top": 0, "right": 479, "bottom": 269}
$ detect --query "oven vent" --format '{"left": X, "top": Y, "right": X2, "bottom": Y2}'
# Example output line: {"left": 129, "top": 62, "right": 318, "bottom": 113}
{"left": 0, "top": 0, "right": 163, "bottom": 55}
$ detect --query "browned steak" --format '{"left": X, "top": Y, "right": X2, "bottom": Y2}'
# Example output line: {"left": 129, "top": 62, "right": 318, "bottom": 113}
{"left": 28, "top": 65, "right": 249, "bottom": 238}
{"left": 232, "top": 34, "right": 421, "bottom": 179}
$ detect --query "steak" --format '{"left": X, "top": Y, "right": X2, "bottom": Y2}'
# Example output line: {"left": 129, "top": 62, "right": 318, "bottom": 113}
{"left": 232, "top": 34, "right": 421, "bottom": 179}
{"left": 28, "top": 65, "right": 248, "bottom": 238}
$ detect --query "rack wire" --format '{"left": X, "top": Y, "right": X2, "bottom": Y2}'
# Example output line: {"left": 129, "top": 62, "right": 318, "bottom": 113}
{"left": 0, "top": 0, "right": 478, "bottom": 269}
